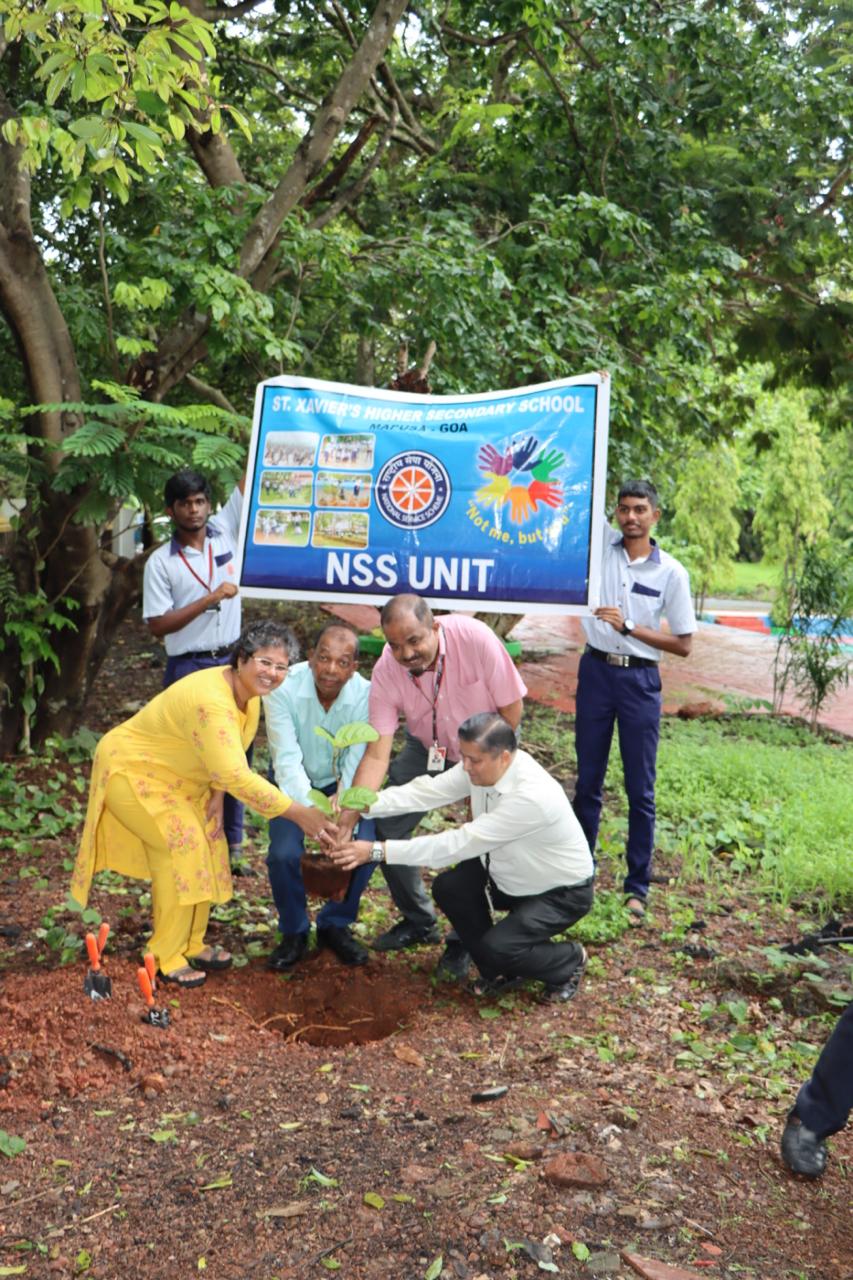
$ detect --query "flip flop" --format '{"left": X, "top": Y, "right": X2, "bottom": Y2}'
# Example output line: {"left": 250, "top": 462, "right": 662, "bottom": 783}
{"left": 159, "top": 965, "right": 207, "bottom": 988}
{"left": 188, "top": 945, "right": 233, "bottom": 972}
{"left": 625, "top": 897, "right": 646, "bottom": 927}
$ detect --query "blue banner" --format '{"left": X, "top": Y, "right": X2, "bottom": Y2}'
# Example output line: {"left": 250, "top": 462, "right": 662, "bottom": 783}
{"left": 237, "top": 374, "right": 609, "bottom": 613}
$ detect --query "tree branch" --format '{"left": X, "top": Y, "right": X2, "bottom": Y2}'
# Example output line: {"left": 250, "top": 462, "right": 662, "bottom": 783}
{"left": 438, "top": 22, "right": 528, "bottom": 47}
{"left": 522, "top": 37, "right": 593, "bottom": 188}
{"left": 301, "top": 116, "right": 381, "bottom": 209}
{"left": 815, "top": 165, "right": 850, "bottom": 214}
{"left": 126, "top": 0, "right": 410, "bottom": 402}
{"left": 308, "top": 105, "right": 398, "bottom": 231}
{"left": 204, "top": 0, "right": 266, "bottom": 18}
{"left": 185, "top": 373, "right": 239, "bottom": 413}
{"left": 95, "top": 197, "right": 120, "bottom": 379}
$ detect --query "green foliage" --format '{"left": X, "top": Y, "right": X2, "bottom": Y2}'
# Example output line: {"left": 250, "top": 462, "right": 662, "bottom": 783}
{"left": 308, "top": 789, "right": 334, "bottom": 816}
{"left": 1, "top": 0, "right": 850, "bottom": 747}
{"left": 773, "top": 541, "right": 852, "bottom": 728}
{"left": 338, "top": 785, "right": 378, "bottom": 813}
{"left": 655, "top": 717, "right": 853, "bottom": 906}
{"left": 0, "top": 0, "right": 230, "bottom": 205}
{"left": 751, "top": 386, "right": 831, "bottom": 620}
{"left": 313, "top": 720, "right": 380, "bottom": 790}
{"left": 315, "top": 721, "right": 376, "bottom": 747}
{"left": 668, "top": 443, "right": 741, "bottom": 613}
{"left": 0, "top": 1131, "right": 26, "bottom": 1159}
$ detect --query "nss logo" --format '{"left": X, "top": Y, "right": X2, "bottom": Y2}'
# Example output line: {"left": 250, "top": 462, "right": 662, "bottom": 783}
{"left": 375, "top": 451, "right": 452, "bottom": 529}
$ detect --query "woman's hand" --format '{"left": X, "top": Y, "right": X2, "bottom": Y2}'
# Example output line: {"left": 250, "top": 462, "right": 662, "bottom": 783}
{"left": 206, "top": 789, "right": 225, "bottom": 840}
{"left": 329, "top": 840, "right": 372, "bottom": 871}
{"left": 288, "top": 801, "right": 340, "bottom": 844}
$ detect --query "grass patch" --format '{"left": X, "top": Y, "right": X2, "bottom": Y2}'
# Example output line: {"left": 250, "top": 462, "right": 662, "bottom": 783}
{"left": 521, "top": 704, "right": 853, "bottom": 910}
{"left": 708, "top": 558, "right": 780, "bottom": 600}
{"left": 655, "top": 716, "right": 853, "bottom": 907}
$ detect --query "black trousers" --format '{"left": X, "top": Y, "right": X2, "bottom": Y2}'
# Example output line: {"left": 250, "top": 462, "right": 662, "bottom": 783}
{"left": 432, "top": 858, "right": 593, "bottom": 986}
{"left": 795, "top": 1000, "right": 853, "bottom": 1139}
{"left": 375, "top": 733, "right": 457, "bottom": 930}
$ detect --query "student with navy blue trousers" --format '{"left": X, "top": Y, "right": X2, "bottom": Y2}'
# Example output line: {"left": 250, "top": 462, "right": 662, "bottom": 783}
{"left": 572, "top": 480, "right": 697, "bottom": 923}
{"left": 781, "top": 1001, "right": 853, "bottom": 1177}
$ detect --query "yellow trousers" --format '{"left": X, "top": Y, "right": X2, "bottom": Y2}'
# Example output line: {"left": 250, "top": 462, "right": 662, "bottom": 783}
{"left": 104, "top": 775, "right": 211, "bottom": 973}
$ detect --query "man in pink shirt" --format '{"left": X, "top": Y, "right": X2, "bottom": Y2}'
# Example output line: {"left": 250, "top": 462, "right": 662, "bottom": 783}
{"left": 337, "top": 594, "right": 526, "bottom": 980}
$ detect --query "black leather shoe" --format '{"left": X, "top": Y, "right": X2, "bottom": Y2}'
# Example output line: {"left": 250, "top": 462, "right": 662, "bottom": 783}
{"left": 542, "top": 945, "right": 587, "bottom": 1004}
{"left": 371, "top": 919, "right": 442, "bottom": 951}
{"left": 267, "top": 934, "right": 308, "bottom": 971}
{"left": 434, "top": 939, "right": 472, "bottom": 982}
{"left": 316, "top": 925, "right": 368, "bottom": 966}
{"left": 781, "top": 1111, "right": 828, "bottom": 1178}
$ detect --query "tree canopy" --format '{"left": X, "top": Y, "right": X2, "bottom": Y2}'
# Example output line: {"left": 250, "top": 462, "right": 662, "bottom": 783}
{"left": 0, "top": 0, "right": 850, "bottom": 748}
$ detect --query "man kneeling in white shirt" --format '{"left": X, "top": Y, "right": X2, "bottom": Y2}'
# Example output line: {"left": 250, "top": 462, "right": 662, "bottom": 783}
{"left": 329, "top": 712, "right": 594, "bottom": 1002}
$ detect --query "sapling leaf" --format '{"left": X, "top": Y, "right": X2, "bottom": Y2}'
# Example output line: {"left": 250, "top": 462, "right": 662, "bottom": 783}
{"left": 314, "top": 726, "right": 335, "bottom": 744}
{"left": 331, "top": 721, "right": 380, "bottom": 749}
{"left": 338, "top": 785, "right": 377, "bottom": 812}
{"left": 308, "top": 789, "right": 334, "bottom": 815}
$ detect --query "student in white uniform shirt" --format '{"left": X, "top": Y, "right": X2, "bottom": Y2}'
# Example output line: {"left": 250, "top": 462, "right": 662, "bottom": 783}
{"left": 572, "top": 479, "right": 697, "bottom": 924}
{"left": 142, "top": 468, "right": 250, "bottom": 872}
{"left": 330, "top": 712, "right": 594, "bottom": 1002}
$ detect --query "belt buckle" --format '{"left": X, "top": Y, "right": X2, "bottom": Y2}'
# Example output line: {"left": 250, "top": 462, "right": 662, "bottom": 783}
{"left": 606, "top": 653, "right": 630, "bottom": 667}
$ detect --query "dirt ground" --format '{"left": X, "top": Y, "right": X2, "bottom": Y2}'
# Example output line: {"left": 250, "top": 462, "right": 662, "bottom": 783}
{"left": 0, "top": 610, "right": 851, "bottom": 1280}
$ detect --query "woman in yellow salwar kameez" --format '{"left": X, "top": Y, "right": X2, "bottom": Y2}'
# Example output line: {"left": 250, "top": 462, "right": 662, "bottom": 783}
{"left": 71, "top": 620, "right": 336, "bottom": 988}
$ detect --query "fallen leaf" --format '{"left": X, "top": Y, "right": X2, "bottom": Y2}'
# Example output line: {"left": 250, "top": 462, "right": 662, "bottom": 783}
{"left": 199, "top": 1173, "right": 232, "bottom": 1191}
{"left": 393, "top": 1045, "right": 426, "bottom": 1068}
{"left": 425, "top": 1256, "right": 443, "bottom": 1280}
{"left": 258, "top": 1203, "right": 311, "bottom": 1219}
{"left": 363, "top": 1191, "right": 385, "bottom": 1210}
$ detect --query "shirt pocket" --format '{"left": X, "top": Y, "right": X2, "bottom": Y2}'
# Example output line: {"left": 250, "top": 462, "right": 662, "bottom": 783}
{"left": 629, "top": 580, "right": 662, "bottom": 625}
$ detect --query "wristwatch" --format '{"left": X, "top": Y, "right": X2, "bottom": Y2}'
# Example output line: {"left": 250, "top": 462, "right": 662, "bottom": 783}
{"left": 370, "top": 840, "right": 386, "bottom": 863}
{"left": 621, "top": 618, "right": 636, "bottom": 636}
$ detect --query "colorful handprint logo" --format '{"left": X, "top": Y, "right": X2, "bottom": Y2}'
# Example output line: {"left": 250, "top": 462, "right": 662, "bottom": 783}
{"left": 476, "top": 436, "right": 565, "bottom": 525}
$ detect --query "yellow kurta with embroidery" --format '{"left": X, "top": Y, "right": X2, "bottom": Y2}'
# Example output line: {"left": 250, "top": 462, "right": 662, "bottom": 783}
{"left": 71, "top": 666, "right": 291, "bottom": 908}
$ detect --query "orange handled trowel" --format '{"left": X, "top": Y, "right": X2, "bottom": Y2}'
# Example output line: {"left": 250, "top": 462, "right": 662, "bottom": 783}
{"left": 83, "top": 922, "right": 112, "bottom": 1000}
{"left": 137, "top": 953, "right": 170, "bottom": 1028}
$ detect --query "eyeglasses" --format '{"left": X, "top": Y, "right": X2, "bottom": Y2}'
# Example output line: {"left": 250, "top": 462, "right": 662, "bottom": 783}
{"left": 252, "top": 656, "right": 289, "bottom": 675}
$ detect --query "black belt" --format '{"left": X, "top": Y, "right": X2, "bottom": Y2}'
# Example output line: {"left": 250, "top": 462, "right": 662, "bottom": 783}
{"left": 585, "top": 644, "right": 658, "bottom": 669}
{"left": 176, "top": 645, "right": 235, "bottom": 660}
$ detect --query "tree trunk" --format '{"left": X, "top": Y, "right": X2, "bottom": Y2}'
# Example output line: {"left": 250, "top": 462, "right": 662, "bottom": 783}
{"left": 474, "top": 612, "right": 523, "bottom": 640}
{"left": 0, "top": 0, "right": 412, "bottom": 750}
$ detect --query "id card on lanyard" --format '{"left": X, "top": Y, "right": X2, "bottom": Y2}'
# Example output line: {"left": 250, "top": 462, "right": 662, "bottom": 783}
{"left": 411, "top": 653, "right": 446, "bottom": 771}
{"left": 178, "top": 541, "right": 219, "bottom": 611}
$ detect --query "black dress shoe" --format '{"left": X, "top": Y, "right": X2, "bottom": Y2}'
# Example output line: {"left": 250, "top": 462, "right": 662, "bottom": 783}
{"left": 370, "top": 919, "right": 442, "bottom": 952}
{"left": 434, "top": 939, "right": 472, "bottom": 982}
{"left": 781, "top": 1111, "right": 828, "bottom": 1178}
{"left": 542, "top": 945, "right": 587, "bottom": 1004}
{"left": 267, "top": 934, "right": 308, "bottom": 971}
{"left": 316, "top": 925, "right": 368, "bottom": 966}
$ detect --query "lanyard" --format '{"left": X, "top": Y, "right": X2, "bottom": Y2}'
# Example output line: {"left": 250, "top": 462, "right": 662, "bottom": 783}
{"left": 177, "top": 540, "right": 214, "bottom": 594}
{"left": 410, "top": 651, "right": 445, "bottom": 743}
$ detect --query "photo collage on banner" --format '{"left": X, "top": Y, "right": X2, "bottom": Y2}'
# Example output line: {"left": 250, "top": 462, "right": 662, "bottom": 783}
{"left": 238, "top": 373, "right": 610, "bottom": 613}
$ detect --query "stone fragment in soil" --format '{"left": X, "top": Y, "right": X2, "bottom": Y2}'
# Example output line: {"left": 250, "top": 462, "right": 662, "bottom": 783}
{"left": 622, "top": 1254, "right": 711, "bottom": 1280}
{"left": 587, "top": 1249, "right": 624, "bottom": 1276}
{"left": 543, "top": 1151, "right": 609, "bottom": 1189}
